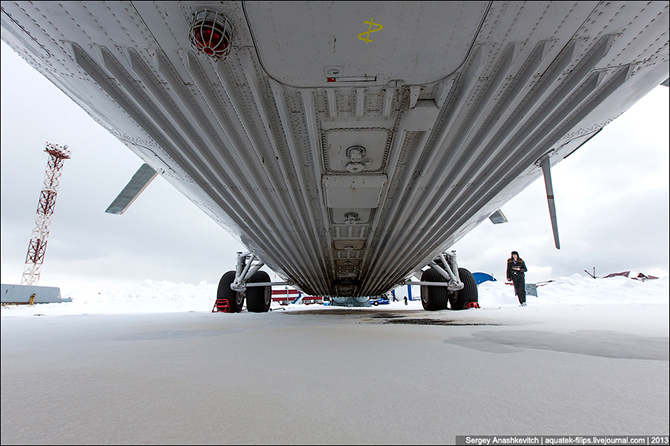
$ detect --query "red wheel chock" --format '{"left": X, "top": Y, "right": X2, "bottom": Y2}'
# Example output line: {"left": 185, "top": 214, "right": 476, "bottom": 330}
{"left": 212, "top": 298, "right": 231, "bottom": 313}
{"left": 464, "top": 302, "right": 480, "bottom": 309}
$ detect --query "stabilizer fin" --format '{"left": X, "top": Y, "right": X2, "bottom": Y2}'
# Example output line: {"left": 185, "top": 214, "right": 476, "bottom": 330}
{"left": 105, "top": 163, "right": 158, "bottom": 215}
{"left": 540, "top": 156, "right": 560, "bottom": 249}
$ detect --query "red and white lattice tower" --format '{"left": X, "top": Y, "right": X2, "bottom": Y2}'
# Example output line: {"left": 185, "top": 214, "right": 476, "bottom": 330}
{"left": 21, "top": 142, "right": 71, "bottom": 285}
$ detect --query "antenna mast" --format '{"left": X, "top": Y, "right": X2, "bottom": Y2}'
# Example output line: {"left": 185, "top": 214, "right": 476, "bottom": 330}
{"left": 21, "top": 142, "right": 71, "bottom": 285}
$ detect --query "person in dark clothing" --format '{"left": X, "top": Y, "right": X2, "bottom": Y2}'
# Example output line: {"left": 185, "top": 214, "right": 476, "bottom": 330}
{"left": 507, "top": 251, "right": 528, "bottom": 306}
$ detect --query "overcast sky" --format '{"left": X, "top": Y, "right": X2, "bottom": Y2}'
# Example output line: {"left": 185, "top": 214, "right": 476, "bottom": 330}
{"left": 1, "top": 41, "right": 668, "bottom": 294}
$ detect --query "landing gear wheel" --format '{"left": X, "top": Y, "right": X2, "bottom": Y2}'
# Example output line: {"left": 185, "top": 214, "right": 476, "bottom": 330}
{"left": 420, "top": 268, "right": 449, "bottom": 311}
{"left": 246, "top": 270, "right": 271, "bottom": 313}
{"left": 449, "top": 267, "right": 478, "bottom": 310}
{"left": 217, "top": 271, "right": 244, "bottom": 312}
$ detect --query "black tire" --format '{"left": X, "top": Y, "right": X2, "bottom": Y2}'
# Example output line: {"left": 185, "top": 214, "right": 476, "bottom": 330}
{"left": 420, "top": 268, "right": 449, "bottom": 311}
{"left": 217, "top": 271, "right": 244, "bottom": 312}
{"left": 449, "top": 267, "right": 478, "bottom": 310}
{"left": 246, "top": 270, "right": 271, "bottom": 313}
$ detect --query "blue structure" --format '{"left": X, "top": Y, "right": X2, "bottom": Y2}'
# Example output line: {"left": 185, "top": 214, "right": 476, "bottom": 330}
{"left": 370, "top": 296, "right": 390, "bottom": 306}
{"left": 472, "top": 272, "right": 496, "bottom": 285}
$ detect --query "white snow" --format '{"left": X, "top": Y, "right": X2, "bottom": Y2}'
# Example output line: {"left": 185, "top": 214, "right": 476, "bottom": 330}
{"left": 2, "top": 274, "right": 668, "bottom": 444}
{"left": 2, "top": 273, "right": 668, "bottom": 320}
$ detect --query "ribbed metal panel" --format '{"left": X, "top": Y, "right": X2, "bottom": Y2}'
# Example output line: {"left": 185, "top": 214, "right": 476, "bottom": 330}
{"left": 2, "top": 1, "right": 667, "bottom": 296}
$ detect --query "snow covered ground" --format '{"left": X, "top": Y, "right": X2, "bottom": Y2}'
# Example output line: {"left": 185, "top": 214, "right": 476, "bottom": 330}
{"left": 2, "top": 274, "right": 668, "bottom": 444}
{"left": 2, "top": 273, "right": 668, "bottom": 317}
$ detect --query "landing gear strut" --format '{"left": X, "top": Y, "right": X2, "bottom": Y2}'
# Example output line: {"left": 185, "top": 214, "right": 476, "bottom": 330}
{"left": 215, "top": 252, "right": 286, "bottom": 313}
{"left": 414, "top": 251, "right": 478, "bottom": 311}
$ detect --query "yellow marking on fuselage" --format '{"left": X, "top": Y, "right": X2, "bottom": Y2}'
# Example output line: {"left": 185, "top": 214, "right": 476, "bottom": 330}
{"left": 358, "top": 18, "right": 383, "bottom": 43}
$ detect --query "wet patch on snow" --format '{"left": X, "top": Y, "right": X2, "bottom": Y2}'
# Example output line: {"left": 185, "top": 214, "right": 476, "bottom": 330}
{"left": 283, "top": 309, "right": 424, "bottom": 316}
{"left": 383, "top": 318, "right": 501, "bottom": 326}
{"left": 282, "top": 309, "right": 503, "bottom": 325}
{"left": 444, "top": 330, "right": 669, "bottom": 360}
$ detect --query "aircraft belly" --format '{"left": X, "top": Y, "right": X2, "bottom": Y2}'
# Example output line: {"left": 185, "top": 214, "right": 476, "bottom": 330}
{"left": 243, "top": 1, "right": 490, "bottom": 87}
{"left": 2, "top": 1, "right": 667, "bottom": 296}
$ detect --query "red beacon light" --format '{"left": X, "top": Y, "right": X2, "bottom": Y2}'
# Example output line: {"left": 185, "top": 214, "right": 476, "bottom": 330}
{"left": 189, "top": 10, "right": 234, "bottom": 61}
